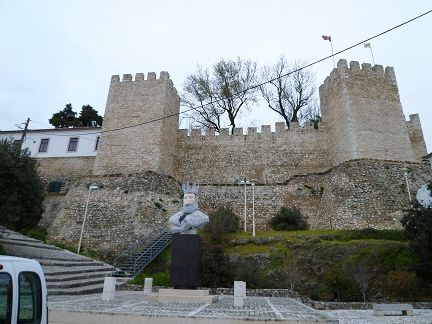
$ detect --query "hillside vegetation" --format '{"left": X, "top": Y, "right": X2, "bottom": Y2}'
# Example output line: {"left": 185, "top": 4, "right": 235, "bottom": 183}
{"left": 139, "top": 229, "right": 432, "bottom": 302}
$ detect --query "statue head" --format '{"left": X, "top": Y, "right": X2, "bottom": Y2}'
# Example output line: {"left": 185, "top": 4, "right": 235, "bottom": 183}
{"left": 183, "top": 193, "right": 196, "bottom": 205}
{"left": 182, "top": 183, "right": 199, "bottom": 205}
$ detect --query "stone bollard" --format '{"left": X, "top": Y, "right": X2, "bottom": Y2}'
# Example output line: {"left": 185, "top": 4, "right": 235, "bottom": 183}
{"left": 144, "top": 278, "right": 153, "bottom": 294}
{"left": 102, "top": 277, "right": 116, "bottom": 301}
{"left": 234, "top": 281, "right": 246, "bottom": 307}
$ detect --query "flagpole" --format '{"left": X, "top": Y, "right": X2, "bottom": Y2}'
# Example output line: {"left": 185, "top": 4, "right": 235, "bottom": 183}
{"left": 369, "top": 46, "right": 375, "bottom": 65}
{"left": 330, "top": 40, "right": 335, "bottom": 68}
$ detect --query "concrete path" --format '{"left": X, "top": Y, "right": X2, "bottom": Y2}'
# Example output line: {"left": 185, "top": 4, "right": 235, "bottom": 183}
{"left": 48, "top": 291, "right": 338, "bottom": 323}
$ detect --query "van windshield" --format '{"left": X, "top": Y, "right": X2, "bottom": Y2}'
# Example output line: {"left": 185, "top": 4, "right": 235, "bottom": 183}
{"left": 0, "top": 273, "right": 12, "bottom": 324}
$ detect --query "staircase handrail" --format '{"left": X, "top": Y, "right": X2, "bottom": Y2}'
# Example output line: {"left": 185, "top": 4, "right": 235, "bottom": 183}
{"left": 132, "top": 231, "right": 172, "bottom": 276}
{"left": 112, "top": 236, "right": 152, "bottom": 267}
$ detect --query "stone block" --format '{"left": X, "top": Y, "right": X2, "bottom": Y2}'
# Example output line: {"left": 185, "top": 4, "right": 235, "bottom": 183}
{"left": 234, "top": 280, "right": 246, "bottom": 297}
{"left": 234, "top": 296, "right": 244, "bottom": 307}
{"left": 102, "top": 277, "right": 116, "bottom": 301}
{"left": 143, "top": 278, "right": 153, "bottom": 294}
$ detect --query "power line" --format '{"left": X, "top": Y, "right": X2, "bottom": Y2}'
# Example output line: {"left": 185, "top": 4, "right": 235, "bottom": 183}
{"left": 18, "top": 9, "right": 432, "bottom": 139}
{"left": 95, "top": 8, "right": 432, "bottom": 136}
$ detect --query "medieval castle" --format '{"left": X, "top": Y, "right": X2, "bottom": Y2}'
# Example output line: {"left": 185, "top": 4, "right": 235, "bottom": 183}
{"left": 6, "top": 59, "right": 429, "bottom": 253}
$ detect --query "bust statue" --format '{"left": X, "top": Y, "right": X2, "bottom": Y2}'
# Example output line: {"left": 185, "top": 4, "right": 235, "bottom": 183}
{"left": 169, "top": 183, "right": 209, "bottom": 234}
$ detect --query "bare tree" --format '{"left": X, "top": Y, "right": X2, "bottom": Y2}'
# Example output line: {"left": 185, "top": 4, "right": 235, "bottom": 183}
{"left": 259, "top": 57, "right": 319, "bottom": 128}
{"left": 181, "top": 66, "right": 224, "bottom": 132}
{"left": 283, "top": 258, "right": 301, "bottom": 291}
{"left": 346, "top": 262, "right": 376, "bottom": 302}
{"left": 181, "top": 58, "right": 257, "bottom": 134}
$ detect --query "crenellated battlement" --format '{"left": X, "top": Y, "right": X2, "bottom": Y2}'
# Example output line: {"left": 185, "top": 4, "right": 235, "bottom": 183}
{"left": 110, "top": 71, "right": 172, "bottom": 83}
{"left": 96, "top": 59, "right": 423, "bottom": 183}
{"left": 178, "top": 122, "right": 323, "bottom": 140}
{"left": 320, "top": 59, "right": 397, "bottom": 93}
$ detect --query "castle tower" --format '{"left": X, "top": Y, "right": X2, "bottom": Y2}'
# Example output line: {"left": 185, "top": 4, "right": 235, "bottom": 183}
{"left": 319, "top": 59, "right": 419, "bottom": 165}
{"left": 93, "top": 72, "right": 180, "bottom": 175}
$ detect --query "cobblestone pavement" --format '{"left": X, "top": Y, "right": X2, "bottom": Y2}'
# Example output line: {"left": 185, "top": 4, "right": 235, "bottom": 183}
{"left": 324, "top": 310, "right": 432, "bottom": 324}
{"left": 49, "top": 291, "right": 337, "bottom": 322}
{"left": 49, "top": 291, "right": 432, "bottom": 323}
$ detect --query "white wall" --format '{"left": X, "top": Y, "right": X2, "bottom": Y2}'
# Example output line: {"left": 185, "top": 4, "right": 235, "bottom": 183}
{"left": 0, "top": 128, "right": 102, "bottom": 158}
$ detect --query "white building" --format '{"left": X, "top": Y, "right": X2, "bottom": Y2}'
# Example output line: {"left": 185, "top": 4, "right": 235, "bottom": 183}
{"left": 0, "top": 127, "right": 101, "bottom": 158}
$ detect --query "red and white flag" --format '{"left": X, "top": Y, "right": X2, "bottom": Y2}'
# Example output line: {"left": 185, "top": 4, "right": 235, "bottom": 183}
{"left": 322, "top": 35, "right": 332, "bottom": 41}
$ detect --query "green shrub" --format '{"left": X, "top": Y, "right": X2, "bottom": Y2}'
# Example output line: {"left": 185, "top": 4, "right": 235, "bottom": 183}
{"left": 131, "top": 272, "right": 170, "bottom": 286}
{"left": 21, "top": 226, "right": 47, "bottom": 241}
{"left": 381, "top": 271, "right": 419, "bottom": 301}
{"left": 205, "top": 206, "right": 240, "bottom": 242}
{"left": 153, "top": 201, "right": 162, "bottom": 208}
{"left": 235, "top": 266, "right": 268, "bottom": 289}
{"left": 401, "top": 201, "right": 432, "bottom": 281}
{"left": 201, "top": 244, "right": 235, "bottom": 288}
{"left": 324, "top": 267, "right": 362, "bottom": 302}
{"left": 0, "top": 139, "right": 45, "bottom": 231}
{"left": 269, "top": 207, "right": 308, "bottom": 231}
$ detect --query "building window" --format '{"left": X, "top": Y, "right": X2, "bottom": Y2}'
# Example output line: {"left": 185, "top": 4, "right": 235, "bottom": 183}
{"left": 48, "top": 181, "right": 63, "bottom": 193}
{"left": 38, "top": 139, "right": 49, "bottom": 153}
{"left": 67, "top": 137, "right": 79, "bottom": 152}
{"left": 95, "top": 136, "right": 100, "bottom": 151}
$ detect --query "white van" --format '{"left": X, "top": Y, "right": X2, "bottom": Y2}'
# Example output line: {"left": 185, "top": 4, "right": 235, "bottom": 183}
{"left": 0, "top": 256, "right": 48, "bottom": 324}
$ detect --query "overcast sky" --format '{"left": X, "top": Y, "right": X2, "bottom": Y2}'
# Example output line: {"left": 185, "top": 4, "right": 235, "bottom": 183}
{"left": 0, "top": 1, "right": 431, "bottom": 153}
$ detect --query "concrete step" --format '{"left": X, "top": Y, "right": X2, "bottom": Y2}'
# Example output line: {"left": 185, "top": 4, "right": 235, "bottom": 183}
{"left": 38, "top": 259, "right": 106, "bottom": 267}
{"left": 47, "top": 277, "right": 105, "bottom": 289}
{"left": 48, "top": 283, "right": 105, "bottom": 296}
{"left": 45, "top": 271, "right": 113, "bottom": 282}
{"left": 44, "top": 265, "right": 114, "bottom": 276}
{"left": 1, "top": 228, "right": 116, "bottom": 295}
{"left": 1, "top": 243, "right": 89, "bottom": 261}
{"left": 0, "top": 237, "right": 71, "bottom": 251}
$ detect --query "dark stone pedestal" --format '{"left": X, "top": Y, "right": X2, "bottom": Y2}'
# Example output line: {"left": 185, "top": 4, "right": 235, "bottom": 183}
{"left": 170, "top": 234, "right": 202, "bottom": 289}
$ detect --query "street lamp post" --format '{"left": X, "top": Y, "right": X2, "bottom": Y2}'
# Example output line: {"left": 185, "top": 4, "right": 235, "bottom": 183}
{"left": 404, "top": 171, "right": 412, "bottom": 202}
{"left": 237, "top": 178, "right": 256, "bottom": 236}
{"left": 252, "top": 182, "right": 255, "bottom": 237}
{"left": 77, "top": 185, "right": 99, "bottom": 254}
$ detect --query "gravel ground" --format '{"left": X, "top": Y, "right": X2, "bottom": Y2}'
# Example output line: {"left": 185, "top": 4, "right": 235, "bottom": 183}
{"left": 49, "top": 291, "right": 432, "bottom": 323}
{"left": 324, "top": 309, "right": 432, "bottom": 324}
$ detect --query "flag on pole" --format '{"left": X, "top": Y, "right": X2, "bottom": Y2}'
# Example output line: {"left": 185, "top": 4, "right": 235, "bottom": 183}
{"left": 364, "top": 42, "right": 371, "bottom": 48}
{"left": 322, "top": 35, "right": 332, "bottom": 41}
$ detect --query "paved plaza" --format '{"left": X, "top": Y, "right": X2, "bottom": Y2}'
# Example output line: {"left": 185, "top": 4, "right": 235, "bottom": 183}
{"left": 48, "top": 291, "right": 432, "bottom": 324}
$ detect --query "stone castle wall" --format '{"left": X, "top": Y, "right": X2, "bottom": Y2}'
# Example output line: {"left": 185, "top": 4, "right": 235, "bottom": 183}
{"left": 36, "top": 60, "right": 430, "bottom": 253}
{"left": 40, "top": 159, "right": 430, "bottom": 253}
{"left": 93, "top": 72, "right": 179, "bottom": 176}
{"left": 319, "top": 60, "right": 426, "bottom": 166}
{"left": 90, "top": 60, "right": 426, "bottom": 183}
{"left": 406, "top": 114, "right": 428, "bottom": 161}
{"left": 37, "top": 157, "right": 95, "bottom": 181}
{"left": 41, "top": 171, "right": 182, "bottom": 254}
{"left": 174, "top": 122, "right": 331, "bottom": 184}
{"left": 199, "top": 159, "right": 430, "bottom": 231}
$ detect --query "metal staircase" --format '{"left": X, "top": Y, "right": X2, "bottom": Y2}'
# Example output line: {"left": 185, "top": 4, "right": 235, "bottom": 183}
{"left": 113, "top": 230, "right": 173, "bottom": 277}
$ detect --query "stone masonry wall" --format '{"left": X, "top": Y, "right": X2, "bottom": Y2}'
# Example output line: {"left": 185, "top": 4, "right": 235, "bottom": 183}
{"left": 198, "top": 159, "right": 430, "bottom": 231}
{"left": 40, "top": 160, "right": 430, "bottom": 255}
{"left": 320, "top": 60, "right": 416, "bottom": 166}
{"left": 174, "top": 122, "right": 331, "bottom": 184}
{"left": 406, "top": 114, "right": 428, "bottom": 161}
{"left": 37, "top": 157, "right": 95, "bottom": 181}
{"left": 41, "top": 171, "right": 182, "bottom": 254}
{"left": 93, "top": 72, "right": 179, "bottom": 176}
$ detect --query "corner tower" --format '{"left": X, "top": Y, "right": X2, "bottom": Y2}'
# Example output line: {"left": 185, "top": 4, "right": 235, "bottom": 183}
{"left": 93, "top": 72, "right": 180, "bottom": 175}
{"left": 319, "top": 59, "right": 417, "bottom": 165}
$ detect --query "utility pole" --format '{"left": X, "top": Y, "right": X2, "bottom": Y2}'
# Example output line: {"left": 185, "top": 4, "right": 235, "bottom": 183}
{"left": 19, "top": 118, "right": 31, "bottom": 150}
